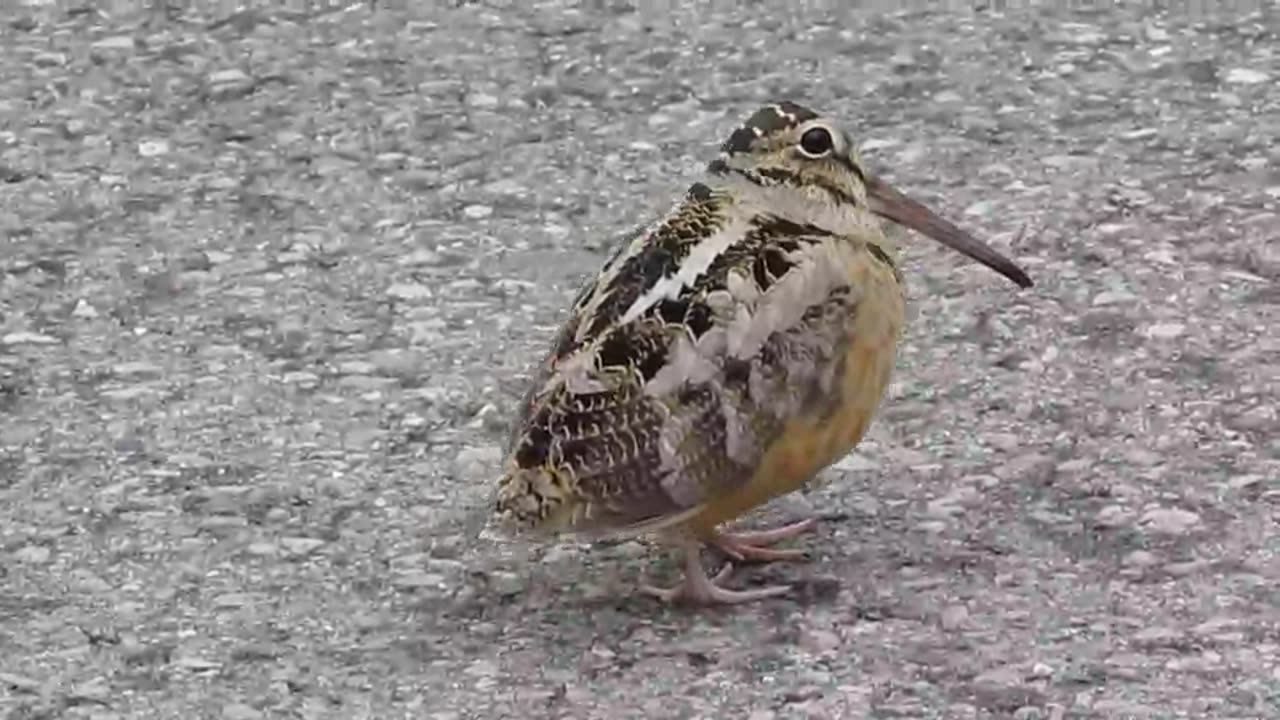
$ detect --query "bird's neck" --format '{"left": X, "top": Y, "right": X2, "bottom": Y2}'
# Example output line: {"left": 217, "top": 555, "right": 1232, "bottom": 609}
{"left": 705, "top": 170, "right": 894, "bottom": 253}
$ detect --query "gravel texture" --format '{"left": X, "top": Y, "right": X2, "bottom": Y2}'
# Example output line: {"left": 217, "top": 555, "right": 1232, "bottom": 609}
{"left": 1, "top": 3, "right": 1278, "bottom": 719}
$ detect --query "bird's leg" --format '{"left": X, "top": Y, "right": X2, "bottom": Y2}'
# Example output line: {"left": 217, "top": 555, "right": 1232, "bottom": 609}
{"left": 638, "top": 543, "right": 792, "bottom": 605}
{"left": 709, "top": 518, "right": 817, "bottom": 563}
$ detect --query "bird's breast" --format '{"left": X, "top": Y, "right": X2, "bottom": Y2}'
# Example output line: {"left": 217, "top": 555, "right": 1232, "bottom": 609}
{"left": 684, "top": 244, "right": 905, "bottom": 534}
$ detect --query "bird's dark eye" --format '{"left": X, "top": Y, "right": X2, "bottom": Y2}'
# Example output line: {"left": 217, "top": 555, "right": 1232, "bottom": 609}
{"left": 798, "top": 127, "right": 834, "bottom": 157}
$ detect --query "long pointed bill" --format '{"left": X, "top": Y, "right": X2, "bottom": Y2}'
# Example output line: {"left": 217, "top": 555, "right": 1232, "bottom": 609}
{"left": 864, "top": 173, "right": 1033, "bottom": 289}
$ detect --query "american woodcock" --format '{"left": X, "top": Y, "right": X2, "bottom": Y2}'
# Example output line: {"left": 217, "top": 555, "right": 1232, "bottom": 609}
{"left": 492, "top": 101, "right": 1032, "bottom": 605}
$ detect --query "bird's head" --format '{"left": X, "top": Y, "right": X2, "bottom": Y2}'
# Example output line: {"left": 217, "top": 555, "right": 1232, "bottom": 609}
{"left": 710, "top": 101, "right": 1033, "bottom": 289}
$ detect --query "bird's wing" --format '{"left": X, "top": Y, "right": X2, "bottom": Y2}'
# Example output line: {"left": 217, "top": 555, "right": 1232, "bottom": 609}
{"left": 501, "top": 190, "right": 886, "bottom": 536}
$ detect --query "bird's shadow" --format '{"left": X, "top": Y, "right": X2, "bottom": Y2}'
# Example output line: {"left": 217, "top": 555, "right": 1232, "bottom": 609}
{"left": 435, "top": 532, "right": 850, "bottom": 632}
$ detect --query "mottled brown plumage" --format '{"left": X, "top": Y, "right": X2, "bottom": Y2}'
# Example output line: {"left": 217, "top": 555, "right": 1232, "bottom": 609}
{"left": 493, "top": 101, "right": 1032, "bottom": 604}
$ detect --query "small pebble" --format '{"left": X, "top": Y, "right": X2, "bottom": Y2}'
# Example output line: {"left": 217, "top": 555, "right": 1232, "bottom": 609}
{"left": 453, "top": 445, "right": 502, "bottom": 482}
{"left": 916, "top": 519, "right": 948, "bottom": 534}
{"left": 138, "top": 139, "right": 170, "bottom": 157}
{"left": 338, "top": 360, "right": 378, "bottom": 375}
{"left": 939, "top": 604, "right": 970, "bottom": 631}
{"left": 209, "top": 68, "right": 250, "bottom": 85}
{"left": 1164, "top": 559, "right": 1211, "bottom": 577}
{"left": 92, "top": 35, "right": 136, "bottom": 50}
{"left": 245, "top": 542, "right": 278, "bottom": 557}
{"left": 399, "top": 249, "right": 443, "bottom": 266}
{"left": 1140, "top": 507, "right": 1200, "bottom": 535}
{"left": 1027, "top": 662, "right": 1054, "bottom": 679}
{"left": 486, "top": 570, "right": 525, "bottom": 597}
{"left": 69, "top": 678, "right": 110, "bottom": 702}
{"left": 1144, "top": 322, "right": 1185, "bottom": 339}
{"left": 799, "top": 628, "right": 841, "bottom": 653}
{"left": 1227, "top": 475, "right": 1262, "bottom": 491}
{"left": 1091, "top": 290, "right": 1138, "bottom": 306}
{"left": 1225, "top": 67, "right": 1269, "bottom": 84}
{"left": 281, "top": 371, "right": 319, "bottom": 387}
{"left": 1095, "top": 505, "right": 1134, "bottom": 527}
{"left": 386, "top": 282, "right": 433, "bottom": 301}
{"left": 0, "top": 672, "right": 40, "bottom": 692}
{"left": 69, "top": 569, "right": 112, "bottom": 593}
{"left": 541, "top": 545, "right": 579, "bottom": 565}
{"left": 1132, "top": 626, "right": 1184, "bottom": 648}
{"left": 964, "top": 199, "right": 997, "bottom": 217}
{"left": 832, "top": 453, "right": 877, "bottom": 472}
{"left": 221, "top": 703, "right": 263, "bottom": 720}
{"left": 100, "top": 386, "right": 160, "bottom": 401}
{"left": 1091, "top": 699, "right": 1159, "bottom": 716}
{"left": 465, "top": 93, "right": 499, "bottom": 109}
{"left": 482, "top": 179, "right": 524, "bottom": 195}
{"left": 1, "top": 331, "right": 58, "bottom": 345}
{"left": 71, "top": 300, "right": 99, "bottom": 318}
{"left": 112, "top": 361, "right": 163, "bottom": 379}
{"left": 392, "top": 571, "right": 448, "bottom": 590}
{"left": 33, "top": 51, "right": 65, "bottom": 67}
{"left": 212, "top": 593, "right": 260, "bottom": 609}
{"left": 12, "top": 545, "right": 51, "bottom": 564}
{"left": 279, "top": 537, "right": 325, "bottom": 556}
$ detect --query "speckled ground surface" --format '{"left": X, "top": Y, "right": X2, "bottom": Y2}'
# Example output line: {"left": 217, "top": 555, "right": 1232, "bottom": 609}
{"left": 1, "top": 3, "right": 1277, "bottom": 719}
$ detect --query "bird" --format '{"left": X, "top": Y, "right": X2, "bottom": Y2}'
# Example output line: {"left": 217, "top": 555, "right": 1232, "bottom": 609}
{"left": 490, "top": 101, "right": 1032, "bottom": 605}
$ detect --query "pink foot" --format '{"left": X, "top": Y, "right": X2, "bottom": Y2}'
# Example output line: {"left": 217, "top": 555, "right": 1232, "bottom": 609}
{"left": 639, "top": 549, "right": 792, "bottom": 605}
{"left": 710, "top": 518, "right": 817, "bottom": 563}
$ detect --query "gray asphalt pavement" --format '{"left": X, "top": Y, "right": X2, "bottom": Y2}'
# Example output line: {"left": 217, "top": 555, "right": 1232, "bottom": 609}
{"left": 1, "top": 2, "right": 1277, "bottom": 719}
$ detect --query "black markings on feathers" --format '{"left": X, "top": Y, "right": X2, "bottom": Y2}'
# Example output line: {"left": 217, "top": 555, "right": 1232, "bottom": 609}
{"left": 656, "top": 298, "right": 687, "bottom": 325}
{"left": 795, "top": 287, "right": 856, "bottom": 416}
{"left": 686, "top": 301, "right": 713, "bottom": 338}
{"left": 865, "top": 242, "right": 902, "bottom": 283}
{"left": 510, "top": 282, "right": 594, "bottom": 453}
{"left": 755, "top": 167, "right": 861, "bottom": 207}
{"left": 597, "top": 324, "right": 669, "bottom": 382}
{"left": 521, "top": 388, "right": 678, "bottom": 521}
{"left": 588, "top": 194, "right": 728, "bottom": 336}
{"left": 701, "top": 214, "right": 830, "bottom": 294}
{"left": 559, "top": 432, "right": 628, "bottom": 476}
{"left": 752, "top": 247, "right": 792, "bottom": 292}
{"left": 670, "top": 383, "right": 741, "bottom": 494}
{"left": 751, "top": 255, "right": 772, "bottom": 291}
{"left": 589, "top": 248, "right": 678, "bottom": 337}
{"left": 736, "top": 284, "right": 856, "bottom": 420}
{"left": 721, "top": 102, "right": 820, "bottom": 155}
{"left": 754, "top": 215, "right": 832, "bottom": 240}
{"left": 517, "top": 209, "right": 840, "bottom": 473}
{"left": 514, "top": 387, "right": 662, "bottom": 472}
{"left": 550, "top": 304, "right": 585, "bottom": 360}
{"left": 723, "top": 357, "right": 752, "bottom": 386}
{"left": 515, "top": 426, "right": 552, "bottom": 468}
{"left": 710, "top": 161, "right": 863, "bottom": 208}
{"left": 507, "top": 249, "right": 867, "bottom": 532}
{"left": 654, "top": 297, "right": 712, "bottom": 339}
{"left": 722, "top": 127, "right": 759, "bottom": 155}
{"left": 688, "top": 182, "right": 713, "bottom": 201}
